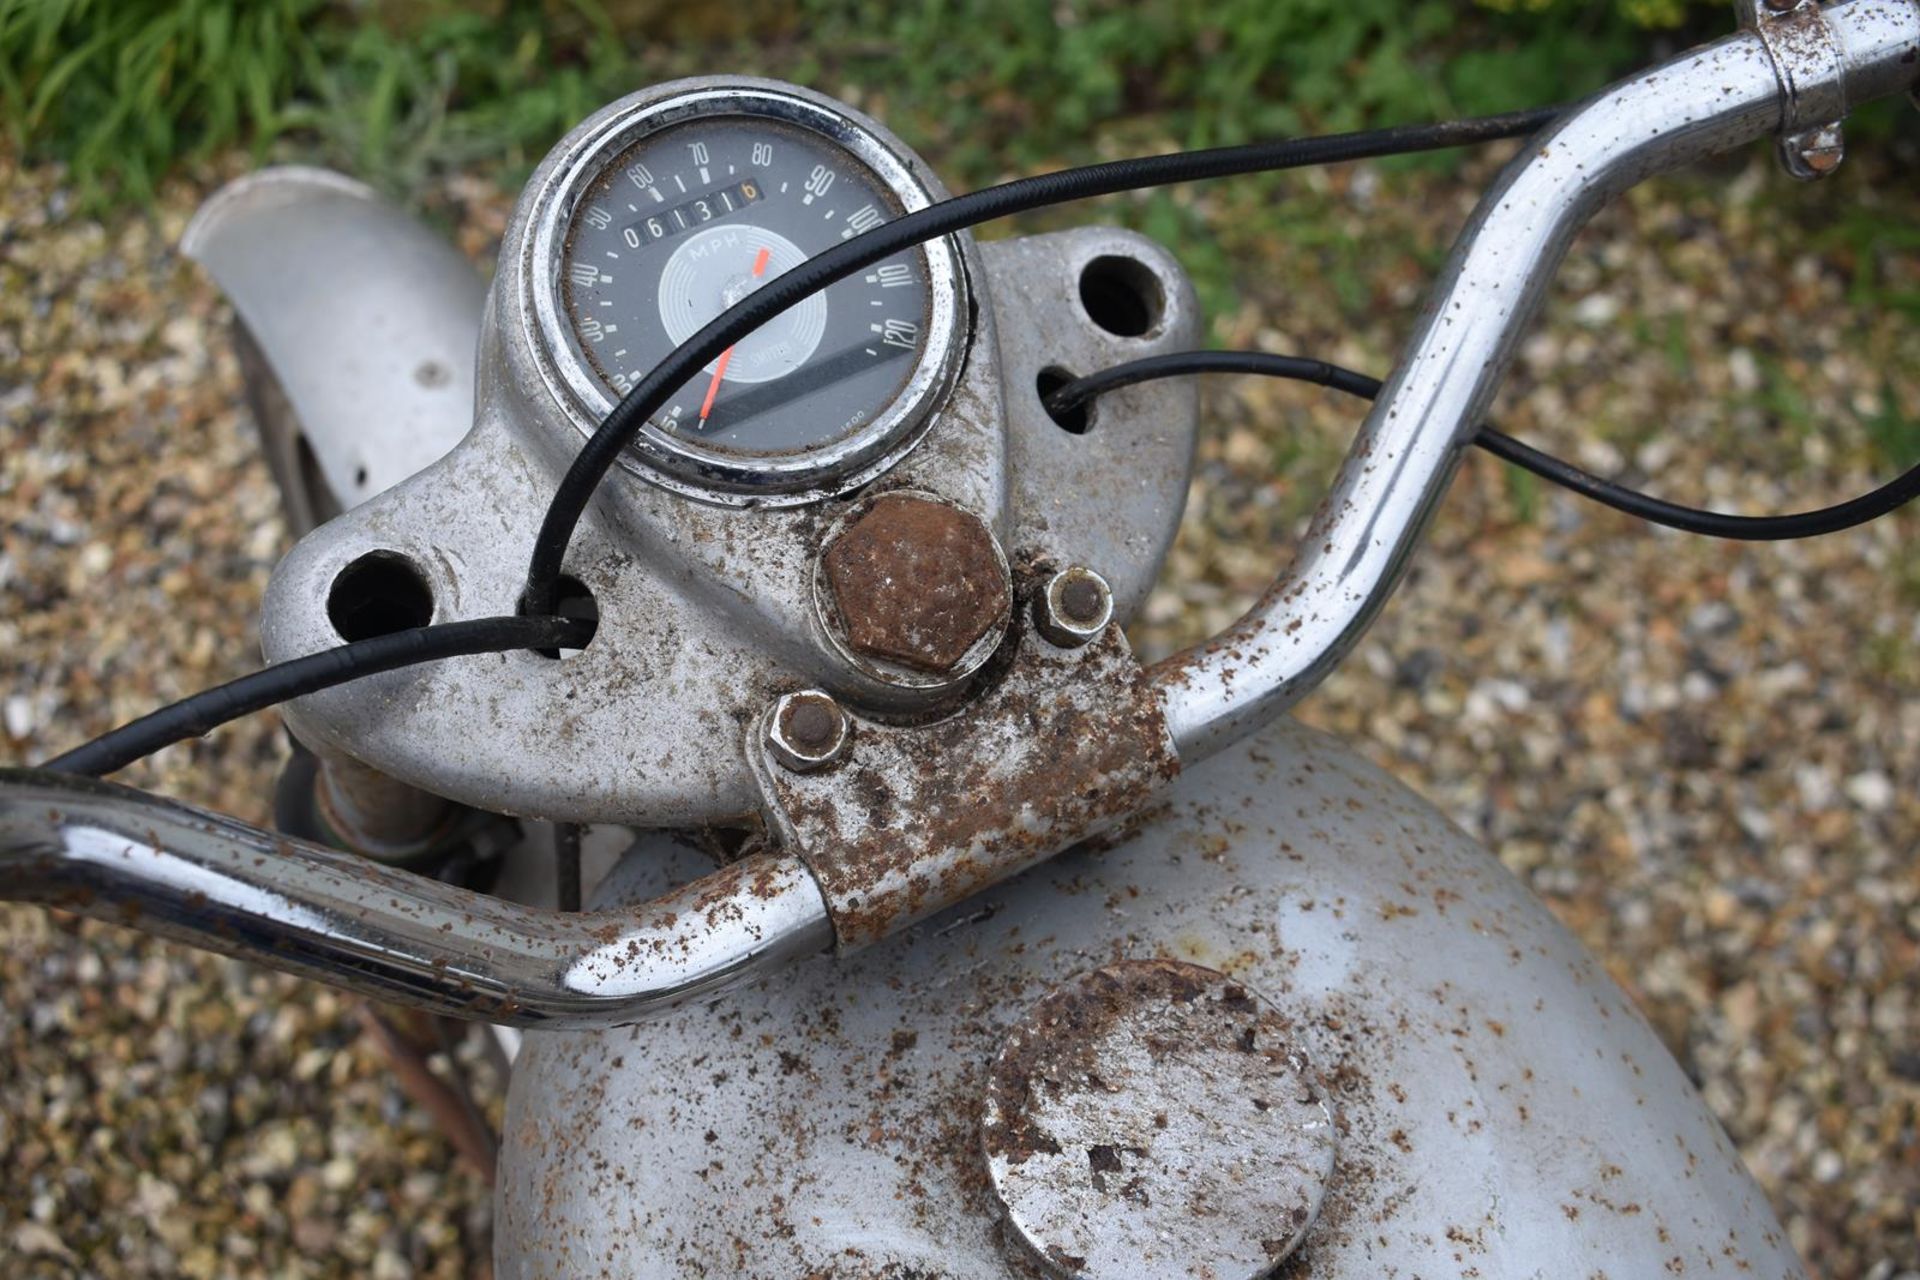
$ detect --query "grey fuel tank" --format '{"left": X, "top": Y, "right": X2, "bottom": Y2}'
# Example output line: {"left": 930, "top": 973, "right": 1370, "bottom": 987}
{"left": 496, "top": 716, "right": 1800, "bottom": 1279}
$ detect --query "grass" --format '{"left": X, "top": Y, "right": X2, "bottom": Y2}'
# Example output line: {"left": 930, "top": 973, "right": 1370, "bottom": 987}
{"left": 1504, "top": 460, "right": 1542, "bottom": 525}
{"left": 2, "top": 0, "right": 1732, "bottom": 206}
{"left": 1862, "top": 378, "right": 1920, "bottom": 472}
{"left": 1824, "top": 201, "right": 1920, "bottom": 324}
{"left": 0, "top": 0, "right": 1760, "bottom": 334}
{"left": 0, "top": 0, "right": 322, "bottom": 197}
{"left": 6, "top": 0, "right": 1910, "bottom": 469}
{"left": 1865, "top": 629, "right": 1920, "bottom": 685}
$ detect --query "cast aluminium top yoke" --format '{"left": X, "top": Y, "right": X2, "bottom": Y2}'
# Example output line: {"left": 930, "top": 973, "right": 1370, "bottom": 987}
{"left": 249, "top": 78, "right": 1205, "bottom": 841}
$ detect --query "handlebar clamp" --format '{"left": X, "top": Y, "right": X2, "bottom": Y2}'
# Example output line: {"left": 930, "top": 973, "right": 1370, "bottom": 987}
{"left": 1738, "top": 0, "right": 1852, "bottom": 178}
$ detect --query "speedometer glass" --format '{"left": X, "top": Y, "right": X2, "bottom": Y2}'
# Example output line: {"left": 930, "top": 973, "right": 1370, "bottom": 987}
{"left": 534, "top": 85, "right": 966, "bottom": 504}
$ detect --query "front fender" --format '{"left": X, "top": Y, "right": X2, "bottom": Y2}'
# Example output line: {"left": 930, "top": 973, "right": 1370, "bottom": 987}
{"left": 183, "top": 167, "right": 485, "bottom": 533}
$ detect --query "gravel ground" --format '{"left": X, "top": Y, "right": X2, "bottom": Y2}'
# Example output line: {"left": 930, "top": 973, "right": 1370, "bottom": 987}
{"left": 1, "top": 132, "right": 1916, "bottom": 1278}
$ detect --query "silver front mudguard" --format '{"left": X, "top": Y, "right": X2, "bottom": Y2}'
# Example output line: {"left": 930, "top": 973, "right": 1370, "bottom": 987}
{"left": 182, "top": 167, "right": 485, "bottom": 534}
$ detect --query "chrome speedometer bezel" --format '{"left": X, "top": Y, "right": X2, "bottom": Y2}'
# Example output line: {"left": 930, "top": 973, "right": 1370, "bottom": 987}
{"left": 523, "top": 79, "right": 969, "bottom": 507}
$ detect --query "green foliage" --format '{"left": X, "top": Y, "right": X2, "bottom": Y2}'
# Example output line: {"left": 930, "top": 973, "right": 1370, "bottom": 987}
{"left": 1861, "top": 379, "right": 1920, "bottom": 471}
{"left": 1473, "top": 0, "right": 1722, "bottom": 29}
{"left": 0, "top": 0, "right": 673, "bottom": 203}
{"left": 0, "top": 0, "right": 323, "bottom": 199}
{"left": 1503, "top": 461, "right": 1542, "bottom": 525}
{"left": 1813, "top": 192, "right": 1920, "bottom": 320}
{"left": 2, "top": 0, "right": 1711, "bottom": 209}
{"left": 784, "top": 0, "right": 1682, "bottom": 172}
{"left": 285, "top": 5, "right": 648, "bottom": 195}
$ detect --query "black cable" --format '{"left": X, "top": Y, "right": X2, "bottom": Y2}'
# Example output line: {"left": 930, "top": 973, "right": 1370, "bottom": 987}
{"left": 43, "top": 615, "right": 595, "bottom": 778}
{"left": 523, "top": 105, "right": 1567, "bottom": 614}
{"left": 1045, "top": 350, "right": 1381, "bottom": 408}
{"left": 1473, "top": 429, "right": 1920, "bottom": 540}
{"left": 1044, "top": 351, "right": 1920, "bottom": 542}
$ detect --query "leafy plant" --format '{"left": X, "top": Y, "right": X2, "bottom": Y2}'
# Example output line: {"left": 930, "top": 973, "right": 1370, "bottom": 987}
{"left": 0, "top": 0, "right": 324, "bottom": 199}
{"left": 2, "top": 0, "right": 1720, "bottom": 210}
{"left": 1474, "top": 0, "right": 1723, "bottom": 29}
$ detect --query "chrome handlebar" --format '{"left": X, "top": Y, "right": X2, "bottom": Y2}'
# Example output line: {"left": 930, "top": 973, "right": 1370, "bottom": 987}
{"left": 0, "top": 769, "right": 831, "bottom": 1029}
{"left": 1151, "top": 0, "right": 1920, "bottom": 762}
{"left": 2, "top": 0, "right": 1915, "bottom": 1025}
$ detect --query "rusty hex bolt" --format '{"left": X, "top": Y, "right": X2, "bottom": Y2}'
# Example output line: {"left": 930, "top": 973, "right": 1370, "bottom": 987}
{"left": 767, "top": 690, "right": 852, "bottom": 773}
{"left": 1794, "top": 125, "right": 1845, "bottom": 176}
{"left": 820, "top": 494, "right": 1012, "bottom": 675}
{"left": 1034, "top": 566, "right": 1114, "bottom": 648}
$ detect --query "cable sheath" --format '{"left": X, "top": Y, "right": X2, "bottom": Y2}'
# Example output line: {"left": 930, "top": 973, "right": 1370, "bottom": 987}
{"left": 44, "top": 615, "right": 596, "bottom": 778}
{"left": 1044, "top": 351, "right": 1920, "bottom": 541}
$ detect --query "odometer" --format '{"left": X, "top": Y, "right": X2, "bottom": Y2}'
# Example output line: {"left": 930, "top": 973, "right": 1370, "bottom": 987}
{"left": 615, "top": 176, "right": 764, "bottom": 252}
{"left": 527, "top": 82, "right": 967, "bottom": 505}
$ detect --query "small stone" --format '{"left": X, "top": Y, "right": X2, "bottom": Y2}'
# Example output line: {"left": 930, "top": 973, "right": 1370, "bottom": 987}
{"left": 10, "top": 1222, "right": 73, "bottom": 1260}
{"left": 1572, "top": 293, "right": 1620, "bottom": 325}
{"left": 1703, "top": 889, "right": 1741, "bottom": 929}
{"left": 1843, "top": 772, "right": 1893, "bottom": 812}
{"left": 1728, "top": 347, "right": 1761, "bottom": 392}
{"left": 245, "top": 1123, "right": 301, "bottom": 1176}
{"left": 322, "top": 1156, "right": 358, "bottom": 1192}
{"left": 2, "top": 696, "right": 31, "bottom": 738}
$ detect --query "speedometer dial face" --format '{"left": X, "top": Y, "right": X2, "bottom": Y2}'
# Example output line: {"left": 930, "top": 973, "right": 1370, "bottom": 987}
{"left": 539, "top": 89, "right": 965, "bottom": 503}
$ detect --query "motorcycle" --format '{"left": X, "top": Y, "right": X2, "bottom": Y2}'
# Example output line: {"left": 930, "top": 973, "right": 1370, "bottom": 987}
{"left": 4, "top": 0, "right": 1917, "bottom": 1274}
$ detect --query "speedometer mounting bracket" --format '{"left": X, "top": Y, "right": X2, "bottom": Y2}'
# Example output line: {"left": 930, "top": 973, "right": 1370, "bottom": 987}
{"left": 750, "top": 608, "right": 1181, "bottom": 951}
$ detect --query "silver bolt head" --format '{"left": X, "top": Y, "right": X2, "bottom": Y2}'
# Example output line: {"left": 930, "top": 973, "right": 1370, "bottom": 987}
{"left": 1782, "top": 123, "right": 1845, "bottom": 179}
{"left": 1033, "top": 567, "right": 1114, "bottom": 648}
{"left": 766, "top": 690, "right": 852, "bottom": 773}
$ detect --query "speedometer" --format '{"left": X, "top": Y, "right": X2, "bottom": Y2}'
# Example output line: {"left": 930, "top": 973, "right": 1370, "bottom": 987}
{"left": 526, "top": 81, "right": 968, "bottom": 505}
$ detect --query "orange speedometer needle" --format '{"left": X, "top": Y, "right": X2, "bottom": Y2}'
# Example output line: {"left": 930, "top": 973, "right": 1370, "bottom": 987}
{"left": 698, "top": 246, "right": 773, "bottom": 425}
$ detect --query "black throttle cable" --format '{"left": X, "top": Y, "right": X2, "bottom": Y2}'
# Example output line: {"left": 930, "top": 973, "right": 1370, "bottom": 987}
{"left": 522, "top": 105, "right": 1567, "bottom": 614}
{"left": 43, "top": 615, "right": 595, "bottom": 778}
{"left": 1044, "top": 351, "right": 1920, "bottom": 541}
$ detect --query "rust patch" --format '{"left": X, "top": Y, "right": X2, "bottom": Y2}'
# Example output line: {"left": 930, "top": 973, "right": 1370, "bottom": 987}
{"left": 820, "top": 492, "right": 1012, "bottom": 674}
{"left": 981, "top": 959, "right": 1336, "bottom": 1277}
{"left": 761, "top": 605, "right": 1178, "bottom": 949}
{"left": 984, "top": 960, "right": 1215, "bottom": 1169}
{"left": 779, "top": 697, "right": 841, "bottom": 753}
